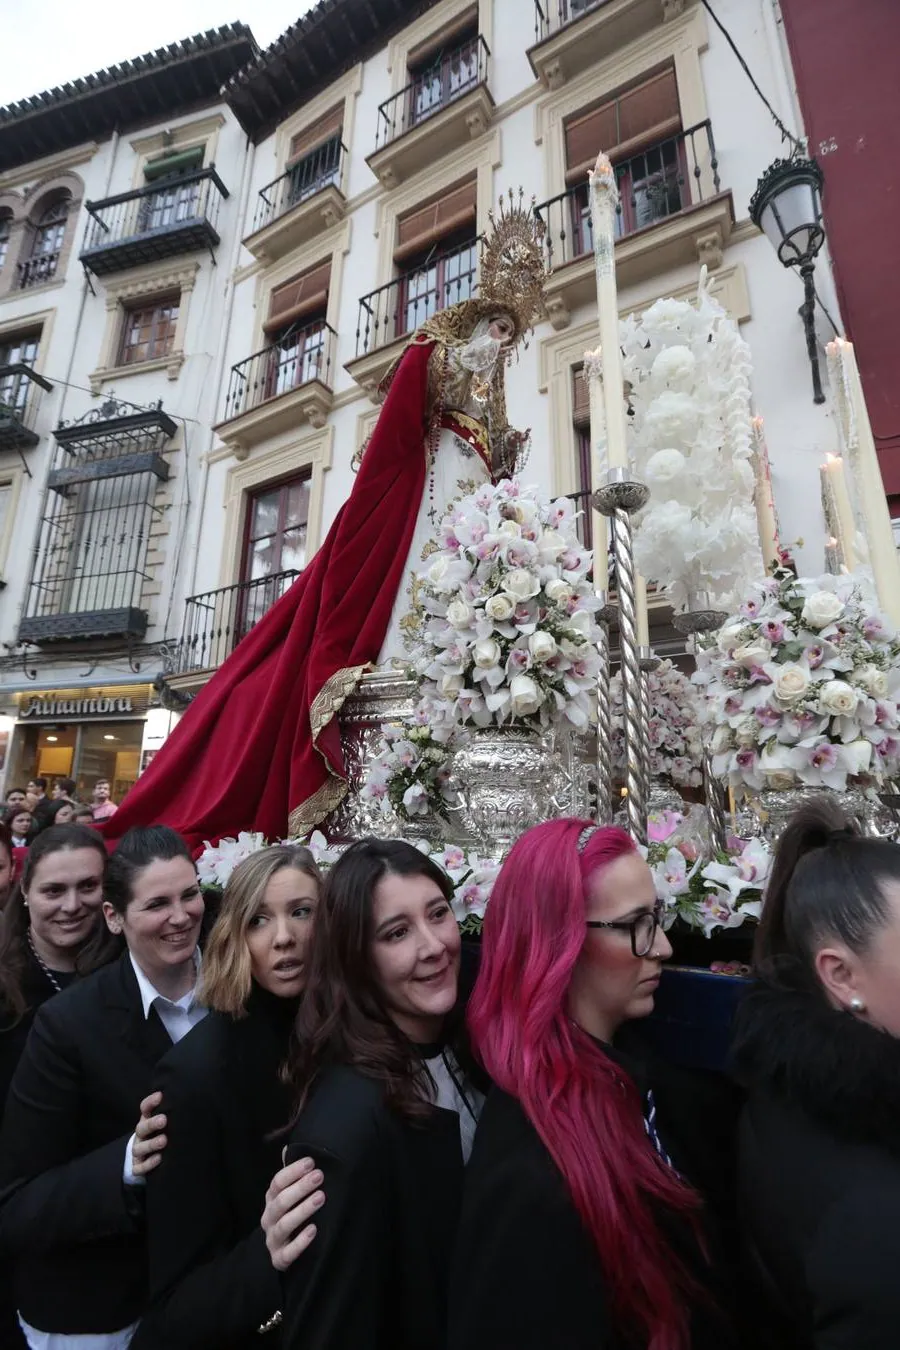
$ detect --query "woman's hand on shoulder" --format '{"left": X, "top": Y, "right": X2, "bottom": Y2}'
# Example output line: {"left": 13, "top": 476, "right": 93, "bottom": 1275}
{"left": 262, "top": 1155, "right": 325, "bottom": 1272}
{"left": 131, "top": 1091, "right": 167, "bottom": 1178}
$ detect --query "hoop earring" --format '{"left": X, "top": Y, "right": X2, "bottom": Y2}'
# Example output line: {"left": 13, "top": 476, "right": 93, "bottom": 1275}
{"left": 850, "top": 996, "right": 865, "bottom": 1013}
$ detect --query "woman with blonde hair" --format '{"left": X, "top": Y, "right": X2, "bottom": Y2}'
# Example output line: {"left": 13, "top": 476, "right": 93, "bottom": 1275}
{"left": 135, "top": 843, "right": 326, "bottom": 1349}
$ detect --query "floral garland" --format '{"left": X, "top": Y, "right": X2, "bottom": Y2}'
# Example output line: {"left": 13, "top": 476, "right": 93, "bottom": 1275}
{"left": 694, "top": 569, "right": 900, "bottom": 792}
{"left": 611, "top": 658, "right": 703, "bottom": 789}
{"left": 647, "top": 808, "right": 770, "bottom": 937}
{"left": 195, "top": 831, "right": 498, "bottom": 935}
{"left": 415, "top": 479, "right": 603, "bottom": 731}
{"left": 361, "top": 708, "right": 464, "bottom": 822}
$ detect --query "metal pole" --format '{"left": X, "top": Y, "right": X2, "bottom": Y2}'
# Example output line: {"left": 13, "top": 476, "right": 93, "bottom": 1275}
{"left": 799, "top": 263, "right": 825, "bottom": 405}
{"left": 594, "top": 592, "right": 615, "bottom": 822}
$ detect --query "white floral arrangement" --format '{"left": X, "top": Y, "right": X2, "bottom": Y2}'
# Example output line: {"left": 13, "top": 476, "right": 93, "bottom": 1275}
{"left": 416, "top": 479, "right": 603, "bottom": 731}
{"left": 695, "top": 569, "right": 900, "bottom": 792}
{"left": 361, "top": 708, "right": 463, "bottom": 822}
{"left": 622, "top": 269, "right": 763, "bottom": 614}
{"left": 195, "top": 831, "right": 498, "bottom": 934}
{"left": 611, "top": 658, "right": 703, "bottom": 789}
{"left": 647, "top": 808, "right": 770, "bottom": 937}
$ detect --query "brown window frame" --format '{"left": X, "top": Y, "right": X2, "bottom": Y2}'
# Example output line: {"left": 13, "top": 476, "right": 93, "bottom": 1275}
{"left": 118, "top": 295, "right": 180, "bottom": 367}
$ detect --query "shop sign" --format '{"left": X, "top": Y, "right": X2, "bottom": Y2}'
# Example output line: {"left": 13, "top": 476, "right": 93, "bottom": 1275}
{"left": 17, "top": 685, "right": 155, "bottom": 721}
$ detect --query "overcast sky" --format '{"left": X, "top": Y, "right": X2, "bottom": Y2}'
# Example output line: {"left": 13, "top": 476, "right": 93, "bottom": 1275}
{"left": 1, "top": 0, "right": 319, "bottom": 107}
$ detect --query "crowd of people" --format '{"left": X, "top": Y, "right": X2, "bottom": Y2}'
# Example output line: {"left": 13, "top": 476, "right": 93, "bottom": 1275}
{"left": 1, "top": 777, "right": 117, "bottom": 855}
{"left": 0, "top": 800, "right": 896, "bottom": 1348}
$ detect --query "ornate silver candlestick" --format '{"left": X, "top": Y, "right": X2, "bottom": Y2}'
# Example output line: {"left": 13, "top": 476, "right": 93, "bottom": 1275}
{"left": 594, "top": 590, "right": 616, "bottom": 822}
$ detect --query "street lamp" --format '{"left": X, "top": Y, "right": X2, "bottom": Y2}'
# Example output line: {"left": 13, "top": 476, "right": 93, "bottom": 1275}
{"left": 749, "top": 154, "right": 826, "bottom": 404}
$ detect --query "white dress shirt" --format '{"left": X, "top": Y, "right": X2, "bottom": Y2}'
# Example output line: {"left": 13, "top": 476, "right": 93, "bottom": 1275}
{"left": 17, "top": 953, "right": 207, "bottom": 1350}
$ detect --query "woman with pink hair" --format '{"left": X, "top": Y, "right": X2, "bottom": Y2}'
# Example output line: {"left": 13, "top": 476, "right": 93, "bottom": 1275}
{"left": 449, "top": 818, "right": 739, "bottom": 1350}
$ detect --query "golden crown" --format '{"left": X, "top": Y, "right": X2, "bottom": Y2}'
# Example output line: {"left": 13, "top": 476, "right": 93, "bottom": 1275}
{"left": 477, "top": 188, "right": 548, "bottom": 338}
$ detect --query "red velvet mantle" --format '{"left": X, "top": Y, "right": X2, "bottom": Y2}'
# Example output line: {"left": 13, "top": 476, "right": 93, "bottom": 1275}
{"left": 105, "top": 339, "right": 434, "bottom": 850}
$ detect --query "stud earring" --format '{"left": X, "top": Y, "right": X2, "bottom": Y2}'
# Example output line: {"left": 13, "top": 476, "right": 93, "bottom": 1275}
{"left": 850, "top": 996, "right": 865, "bottom": 1013}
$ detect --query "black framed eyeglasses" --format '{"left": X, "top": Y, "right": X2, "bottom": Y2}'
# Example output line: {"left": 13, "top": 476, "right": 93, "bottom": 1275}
{"left": 586, "top": 902, "right": 664, "bottom": 958}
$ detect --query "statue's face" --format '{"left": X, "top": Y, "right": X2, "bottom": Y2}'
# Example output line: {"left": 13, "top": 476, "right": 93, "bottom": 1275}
{"left": 487, "top": 313, "right": 516, "bottom": 346}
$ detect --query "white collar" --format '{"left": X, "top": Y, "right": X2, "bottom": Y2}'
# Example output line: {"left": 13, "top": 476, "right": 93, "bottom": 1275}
{"left": 129, "top": 948, "right": 201, "bottom": 1020}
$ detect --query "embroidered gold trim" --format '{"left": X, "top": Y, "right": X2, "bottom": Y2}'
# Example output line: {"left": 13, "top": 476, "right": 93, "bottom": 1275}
{"left": 289, "top": 661, "right": 369, "bottom": 835}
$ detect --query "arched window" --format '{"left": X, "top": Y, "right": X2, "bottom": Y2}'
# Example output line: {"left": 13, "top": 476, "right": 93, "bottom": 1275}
{"left": 19, "top": 193, "right": 70, "bottom": 289}
{"left": 0, "top": 211, "right": 13, "bottom": 273}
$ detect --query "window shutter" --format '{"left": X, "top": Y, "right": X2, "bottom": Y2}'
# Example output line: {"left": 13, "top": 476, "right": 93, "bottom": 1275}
{"left": 144, "top": 145, "right": 205, "bottom": 181}
{"left": 564, "top": 66, "right": 681, "bottom": 181}
{"left": 288, "top": 107, "right": 344, "bottom": 164}
{"left": 572, "top": 365, "right": 591, "bottom": 430}
{"left": 264, "top": 260, "right": 331, "bottom": 335}
{"left": 394, "top": 179, "right": 477, "bottom": 265}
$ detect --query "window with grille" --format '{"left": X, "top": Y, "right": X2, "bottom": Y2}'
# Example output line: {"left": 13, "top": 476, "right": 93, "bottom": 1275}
{"left": 287, "top": 108, "right": 343, "bottom": 206}
{"left": 407, "top": 24, "right": 480, "bottom": 126}
{"left": 0, "top": 212, "right": 11, "bottom": 271}
{"left": 262, "top": 260, "right": 331, "bottom": 399}
{"left": 394, "top": 180, "right": 478, "bottom": 337}
{"left": 240, "top": 474, "right": 310, "bottom": 630}
{"left": 119, "top": 297, "right": 179, "bottom": 366}
{"left": 19, "top": 195, "right": 69, "bottom": 288}
{"left": 0, "top": 332, "right": 40, "bottom": 414}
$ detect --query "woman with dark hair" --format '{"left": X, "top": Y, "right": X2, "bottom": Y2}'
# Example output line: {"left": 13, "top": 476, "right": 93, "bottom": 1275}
{"left": 38, "top": 798, "right": 77, "bottom": 831}
{"left": 0, "top": 825, "right": 204, "bottom": 1349}
{"left": 273, "top": 837, "right": 484, "bottom": 1349}
{"left": 450, "top": 818, "right": 738, "bottom": 1350}
{"left": 5, "top": 804, "right": 34, "bottom": 849}
{"left": 136, "top": 844, "right": 326, "bottom": 1349}
{"left": 733, "top": 800, "right": 900, "bottom": 1348}
{"left": 0, "top": 821, "right": 14, "bottom": 911}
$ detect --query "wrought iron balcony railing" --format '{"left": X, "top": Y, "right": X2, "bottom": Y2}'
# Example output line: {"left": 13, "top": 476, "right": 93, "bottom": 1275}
{"left": 0, "top": 363, "right": 53, "bottom": 451}
{"left": 168, "top": 569, "right": 301, "bottom": 674}
{"left": 533, "top": 121, "right": 721, "bottom": 271}
{"left": 222, "top": 321, "right": 337, "bottom": 423}
{"left": 374, "top": 34, "right": 490, "bottom": 151}
{"left": 252, "top": 141, "right": 347, "bottom": 235}
{"left": 532, "top": 0, "right": 608, "bottom": 42}
{"left": 80, "top": 168, "right": 229, "bottom": 277}
{"left": 17, "top": 252, "right": 61, "bottom": 290}
{"left": 353, "top": 241, "right": 479, "bottom": 359}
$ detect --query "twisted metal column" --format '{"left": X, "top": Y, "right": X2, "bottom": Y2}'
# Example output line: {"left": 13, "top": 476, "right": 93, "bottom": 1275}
{"left": 638, "top": 647, "right": 661, "bottom": 814}
{"left": 703, "top": 748, "right": 728, "bottom": 853}
{"left": 594, "top": 594, "right": 615, "bottom": 822}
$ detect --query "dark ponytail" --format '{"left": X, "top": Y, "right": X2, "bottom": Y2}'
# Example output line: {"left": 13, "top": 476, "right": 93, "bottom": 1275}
{"left": 755, "top": 798, "right": 900, "bottom": 990}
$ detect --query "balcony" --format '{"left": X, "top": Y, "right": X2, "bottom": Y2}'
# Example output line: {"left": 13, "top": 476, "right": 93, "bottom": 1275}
{"left": 534, "top": 121, "right": 734, "bottom": 329}
{"left": 17, "top": 252, "right": 61, "bottom": 290}
{"left": 366, "top": 35, "right": 494, "bottom": 189}
{"left": 243, "top": 142, "right": 348, "bottom": 265}
{"left": 164, "top": 569, "right": 300, "bottom": 691}
{"left": 18, "top": 399, "right": 174, "bottom": 646}
{"left": 79, "top": 168, "right": 229, "bottom": 278}
{"left": 215, "top": 321, "right": 337, "bottom": 457}
{"left": 0, "top": 364, "right": 53, "bottom": 452}
{"left": 529, "top": 0, "right": 687, "bottom": 89}
{"left": 345, "top": 241, "right": 479, "bottom": 394}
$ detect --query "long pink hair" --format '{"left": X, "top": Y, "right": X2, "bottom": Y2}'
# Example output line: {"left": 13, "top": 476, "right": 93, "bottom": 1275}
{"left": 469, "top": 818, "right": 703, "bottom": 1350}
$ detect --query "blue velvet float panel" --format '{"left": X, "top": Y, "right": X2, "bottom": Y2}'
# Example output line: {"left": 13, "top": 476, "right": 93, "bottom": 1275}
{"left": 643, "top": 966, "right": 752, "bottom": 1073}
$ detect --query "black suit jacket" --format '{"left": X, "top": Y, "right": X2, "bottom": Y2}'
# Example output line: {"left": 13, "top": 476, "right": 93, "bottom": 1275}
{"left": 0, "top": 951, "right": 174, "bottom": 1334}
{"left": 281, "top": 1064, "right": 465, "bottom": 1350}
{"left": 133, "top": 989, "right": 292, "bottom": 1350}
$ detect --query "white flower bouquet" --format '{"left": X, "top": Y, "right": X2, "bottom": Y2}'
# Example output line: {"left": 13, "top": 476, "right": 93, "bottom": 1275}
{"left": 695, "top": 570, "right": 900, "bottom": 792}
{"left": 361, "top": 707, "right": 463, "bottom": 823}
{"left": 647, "top": 808, "right": 770, "bottom": 937}
{"left": 611, "top": 658, "right": 703, "bottom": 789}
{"left": 416, "top": 480, "right": 603, "bottom": 730}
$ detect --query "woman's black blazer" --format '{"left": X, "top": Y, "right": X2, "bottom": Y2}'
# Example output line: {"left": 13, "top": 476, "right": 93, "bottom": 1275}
{"left": 0, "top": 950, "right": 175, "bottom": 1334}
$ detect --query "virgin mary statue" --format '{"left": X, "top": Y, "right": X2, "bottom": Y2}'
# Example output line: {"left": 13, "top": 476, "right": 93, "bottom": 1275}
{"left": 106, "top": 192, "right": 547, "bottom": 848}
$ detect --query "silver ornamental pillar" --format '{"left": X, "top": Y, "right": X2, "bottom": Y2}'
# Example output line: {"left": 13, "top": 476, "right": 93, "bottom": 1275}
{"left": 594, "top": 591, "right": 616, "bottom": 822}
{"left": 638, "top": 646, "right": 661, "bottom": 811}
{"left": 595, "top": 467, "right": 650, "bottom": 845}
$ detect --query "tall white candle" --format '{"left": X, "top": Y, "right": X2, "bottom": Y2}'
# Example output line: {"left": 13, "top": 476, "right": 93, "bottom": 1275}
{"left": 827, "top": 338, "right": 900, "bottom": 623}
{"left": 751, "top": 417, "right": 781, "bottom": 574}
{"left": 820, "top": 454, "right": 857, "bottom": 572}
{"left": 588, "top": 154, "right": 629, "bottom": 470}
{"left": 583, "top": 349, "right": 609, "bottom": 588}
{"left": 636, "top": 574, "right": 650, "bottom": 648}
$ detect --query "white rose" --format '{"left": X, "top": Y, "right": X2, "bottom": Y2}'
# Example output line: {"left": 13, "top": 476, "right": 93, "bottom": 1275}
{"left": 485, "top": 593, "right": 515, "bottom": 622}
{"left": 773, "top": 664, "right": 810, "bottom": 705}
{"left": 537, "top": 529, "right": 567, "bottom": 559}
{"left": 498, "top": 520, "right": 521, "bottom": 538}
{"left": 502, "top": 568, "right": 541, "bottom": 602}
{"left": 801, "top": 591, "right": 844, "bottom": 629}
{"left": 650, "top": 344, "right": 697, "bottom": 391}
{"left": 446, "top": 598, "right": 474, "bottom": 629}
{"left": 711, "top": 724, "right": 734, "bottom": 754}
{"left": 428, "top": 556, "right": 450, "bottom": 585}
{"left": 565, "top": 610, "right": 592, "bottom": 639}
{"left": 733, "top": 640, "right": 772, "bottom": 669}
{"left": 717, "top": 624, "right": 744, "bottom": 654}
{"left": 528, "top": 631, "right": 558, "bottom": 663}
{"left": 544, "top": 578, "right": 573, "bottom": 606}
{"left": 818, "top": 680, "right": 859, "bottom": 717}
{"left": 509, "top": 674, "right": 545, "bottom": 718}
{"left": 854, "top": 664, "right": 888, "bottom": 698}
{"left": 735, "top": 715, "right": 759, "bottom": 747}
{"left": 645, "top": 448, "right": 686, "bottom": 487}
{"left": 473, "top": 638, "right": 502, "bottom": 669}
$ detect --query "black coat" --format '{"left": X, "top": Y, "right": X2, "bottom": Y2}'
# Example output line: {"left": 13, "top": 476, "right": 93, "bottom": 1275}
{"left": 0, "top": 950, "right": 175, "bottom": 1334}
{"left": 281, "top": 1063, "right": 465, "bottom": 1350}
{"left": 133, "top": 987, "right": 295, "bottom": 1350}
{"left": 733, "top": 981, "right": 900, "bottom": 1349}
{"left": 449, "top": 1035, "right": 743, "bottom": 1350}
